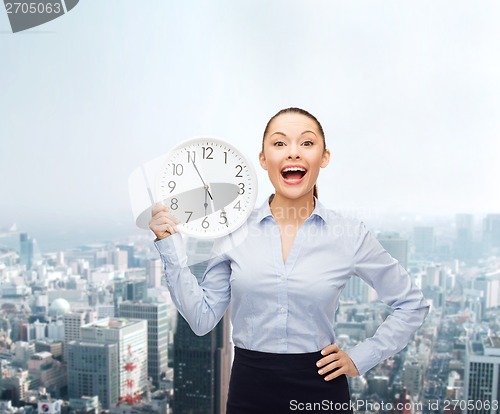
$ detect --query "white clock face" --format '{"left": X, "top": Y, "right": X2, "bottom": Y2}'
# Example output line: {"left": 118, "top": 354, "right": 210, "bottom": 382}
{"left": 156, "top": 137, "right": 258, "bottom": 239}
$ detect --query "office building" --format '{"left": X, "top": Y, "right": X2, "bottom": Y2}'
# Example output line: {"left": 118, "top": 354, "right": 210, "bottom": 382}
{"left": 67, "top": 341, "right": 120, "bottom": 409}
{"left": 27, "top": 351, "right": 66, "bottom": 393}
{"left": 35, "top": 339, "right": 63, "bottom": 361}
{"left": 112, "top": 249, "right": 128, "bottom": 272}
{"left": 172, "top": 239, "right": 232, "bottom": 414}
{"left": 97, "top": 305, "right": 115, "bottom": 319}
{"left": 464, "top": 336, "right": 500, "bottom": 413}
{"left": 63, "top": 311, "right": 94, "bottom": 361}
{"left": 402, "top": 357, "right": 424, "bottom": 398}
{"left": 413, "top": 226, "right": 434, "bottom": 256}
{"left": 455, "top": 214, "right": 474, "bottom": 260}
{"left": 483, "top": 214, "right": 500, "bottom": 255}
{"left": 118, "top": 301, "right": 169, "bottom": 388}
{"left": 145, "top": 258, "right": 162, "bottom": 289}
{"left": 80, "top": 318, "right": 148, "bottom": 399}
{"left": 113, "top": 278, "right": 147, "bottom": 313}
{"left": 378, "top": 232, "right": 408, "bottom": 270}
{"left": 19, "top": 233, "right": 34, "bottom": 269}
{"left": 117, "top": 244, "right": 136, "bottom": 268}
{"left": 473, "top": 275, "right": 500, "bottom": 310}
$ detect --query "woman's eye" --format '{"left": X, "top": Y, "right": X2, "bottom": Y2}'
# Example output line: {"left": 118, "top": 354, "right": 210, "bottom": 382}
{"left": 274, "top": 141, "right": 285, "bottom": 147}
{"left": 302, "top": 141, "right": 313, "bottom": 146}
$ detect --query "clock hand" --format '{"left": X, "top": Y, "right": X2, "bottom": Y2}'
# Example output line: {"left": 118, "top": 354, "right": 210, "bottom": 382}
{"left": 192, "top": 160, "right": 213, "bottom": 200}
{"left": 204, "top": 185, "right": 208, "bottom": 216}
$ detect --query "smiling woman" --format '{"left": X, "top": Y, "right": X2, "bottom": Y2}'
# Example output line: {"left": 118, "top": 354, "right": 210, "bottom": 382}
{"left": 150, "top": 107, "right": 430, "bottom": 414}
{"left": 261, "top": 107, "right": 329, "bottom": 203}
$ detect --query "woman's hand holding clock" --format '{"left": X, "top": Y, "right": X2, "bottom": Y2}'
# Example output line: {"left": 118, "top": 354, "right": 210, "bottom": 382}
{"left": 149, "top": 202, "right": 179, "bottom": 240}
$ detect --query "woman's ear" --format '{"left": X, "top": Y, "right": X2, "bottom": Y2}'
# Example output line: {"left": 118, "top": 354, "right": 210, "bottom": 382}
{"left": 321, "top": 149, "right": 331, "bottom": 168}
{"left": 259, "top": 151, "right": 268, "bottom": 170}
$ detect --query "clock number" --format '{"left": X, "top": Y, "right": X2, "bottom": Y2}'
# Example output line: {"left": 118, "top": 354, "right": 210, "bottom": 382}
{"left": 187, "top": 151, "right": 196, "bottom": 163}
{"left": 238, "top": 183, "right": 245, "bottom": 195}
{"left": 235, "top": 165, "right": 243, "bottom": 177}
{"left": 168, "top": 181, "right": 176, "bottom": 193}
{"left": 170, "top": 198, "right": 178, "bottom": 210}
{"left": 202, "top": 217, "right": 210, "bottom": 229}
{"left": 219, "top": 211, "right": 228, "bottom": 225}
{"left": 224, "top": 151, "right": 228, "bottom": 164}
{"left": 233, "top": 201, "right": 241, "bottom": 211}
{"left": 202, "top": 146, "right": 213, "bottom": 159}
{"left": 172, "top": 163, "right": 184, "bottom": 176}
{"left": 185, "top": 211, "right": 193, "bottom": 223}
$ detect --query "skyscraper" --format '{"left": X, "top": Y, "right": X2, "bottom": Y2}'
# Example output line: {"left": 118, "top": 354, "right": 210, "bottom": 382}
{"left": 19, "top": 233, "right": 34, "bottom": 269}
{"left": 118, "top": 301, "right": 169, "bottom": 388}
{"left": 67, "top": 341, "right": 120, "bottom": 409}
{"left": 145, "top": 258, "right": 163, "bottom": 289}
{"left": 63, "top": 311, "right": 94, "bottom": 361}
{"left": 483, "top": 214, "right": 500, "bottom": 255}
{"left": 112, "top": 249, "right": 128, "bottom": 272}
{"left": 113, "top": 278, "right": 147, "bottom": 314}
{"left": 80, "top": 318, "right": 148, "bottom": 400}
{"left": 413, "top": 226, "right": 434, "bottom": 257}
{"left": 117, "top": 244, "right": 136, "bottom": 268}
{"left": 377, "top": 232, "right": 409, "bottom": 270}
{"left": 172, "top": 239, "right": 232, "bottom": 414}
{"left": 464, "top": 336, "right": 500, "bottom": 413}
{"left": 456, "top": 214, "right": 475, "bottom": 260}
{"left": 473, "top": 276, "right": 500, "bottom": 310}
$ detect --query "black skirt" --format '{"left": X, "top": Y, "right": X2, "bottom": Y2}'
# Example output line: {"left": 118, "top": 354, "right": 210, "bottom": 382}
{"left": 226, "top": 346, "right": 353, "bottom": 414}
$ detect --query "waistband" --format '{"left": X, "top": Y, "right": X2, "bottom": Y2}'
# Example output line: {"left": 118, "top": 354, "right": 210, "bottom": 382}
{"left": 233, "top": 346, "right": 323, "bottom": 370}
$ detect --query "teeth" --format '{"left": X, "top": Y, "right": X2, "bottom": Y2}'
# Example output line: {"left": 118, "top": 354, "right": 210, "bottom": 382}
{"left": 282, "top": 167, "right": 306, "bottom": 173}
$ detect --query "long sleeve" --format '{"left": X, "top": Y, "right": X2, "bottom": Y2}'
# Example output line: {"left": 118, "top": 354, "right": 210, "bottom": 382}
{"left": 344, "top": 222, "right": 430, "bottom": 375}
{"left": 154, "top": 234, "right": 232, "bottom": 336}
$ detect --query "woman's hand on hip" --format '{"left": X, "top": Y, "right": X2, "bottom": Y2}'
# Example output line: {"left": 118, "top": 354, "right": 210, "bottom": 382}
{"left": 149, "top": 203, "right": 179, "bottom": 240}
{"left": 316, "top": 343, "right": 360, "bottom": 380}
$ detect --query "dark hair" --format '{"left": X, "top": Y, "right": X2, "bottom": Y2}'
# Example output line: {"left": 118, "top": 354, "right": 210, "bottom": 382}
{"left": 262, "top": 107, "right": 326, "bottom": 199}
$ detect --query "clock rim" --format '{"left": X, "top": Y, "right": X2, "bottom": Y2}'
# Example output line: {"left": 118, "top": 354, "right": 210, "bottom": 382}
{"left": 155, "top": 136, "right": 258, "bottom": 239}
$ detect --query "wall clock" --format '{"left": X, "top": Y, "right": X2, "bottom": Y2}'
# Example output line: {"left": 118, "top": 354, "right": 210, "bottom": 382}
{"left": 155, "top": 137, "right": 258, "bottom": 239}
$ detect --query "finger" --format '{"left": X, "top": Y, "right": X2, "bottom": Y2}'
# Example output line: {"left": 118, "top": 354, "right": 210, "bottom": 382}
{"left": 151, "top": 202, "right": 167, "bottom": 216}
{"left": 316, "top": 349, "right": 340, "bottom": 367}
{"left": 159, "top": 211, "right": 179, "bottom": 224}
{"left": 150, "top": 214, "right": 172, "bottom": 227}
{"left": 150, "top": 212, "right": 178, "bottom": 226}
{"left": 324, "top": 366, "right": 346, "bottom": 381}
{"left": 316, "top": 354, "right": 338, "bottom": 368}
{"left": 165, "top": 224, "right": 175, "bottom": 235}
{"left": 318, "top": 359, "right": 342, "bottom": 375}
{"left": 152, "top": 223, "right": 171, "bottom": 234}
{"left": 320, "top": 343, "right": 339, "bottom": 356}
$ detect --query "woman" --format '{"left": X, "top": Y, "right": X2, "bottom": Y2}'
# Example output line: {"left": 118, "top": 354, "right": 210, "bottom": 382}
{"left": 150, "top": 107, "right": 429, "bottom": 413}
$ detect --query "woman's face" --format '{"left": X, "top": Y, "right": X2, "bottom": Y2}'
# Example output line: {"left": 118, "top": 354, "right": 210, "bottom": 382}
{"left": 260, "top": 112, "right": 330, "bottom": 202}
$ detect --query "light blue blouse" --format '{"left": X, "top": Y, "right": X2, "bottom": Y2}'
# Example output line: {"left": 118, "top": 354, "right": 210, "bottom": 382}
{"left": 155, "top": 196, "right": 429, "bottom": 375}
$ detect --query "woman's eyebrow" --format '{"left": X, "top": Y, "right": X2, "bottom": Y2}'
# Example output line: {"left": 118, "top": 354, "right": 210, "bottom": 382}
{"left": 301, "top": 130, "right": 318, "bottom": 137}
{"left": 270, "top": 130, "right": 318, "bottom": 138}
{"left": 270, "top": 131, "right": 287, "bottom": 137}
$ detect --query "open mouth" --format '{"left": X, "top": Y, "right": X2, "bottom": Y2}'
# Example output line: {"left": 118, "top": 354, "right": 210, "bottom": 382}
{"left": 281, "top": 166, "right": 307, "bottom": 184}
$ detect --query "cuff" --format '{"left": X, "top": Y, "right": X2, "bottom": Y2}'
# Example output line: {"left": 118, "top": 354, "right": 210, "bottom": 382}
{"left": 344, "top": 340, "right": 379, "bottom": 376}
{"left": 154, "top": 233, "right": 188, "bottom": 268}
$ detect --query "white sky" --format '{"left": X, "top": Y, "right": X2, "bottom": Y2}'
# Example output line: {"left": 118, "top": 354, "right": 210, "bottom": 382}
{"left": 1, "top": 1, "right": 500, "bottom": 240}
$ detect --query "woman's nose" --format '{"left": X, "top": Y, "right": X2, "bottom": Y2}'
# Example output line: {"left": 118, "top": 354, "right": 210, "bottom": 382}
{"left": 287, "top": 145, "right": 300, "bottom": 159}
